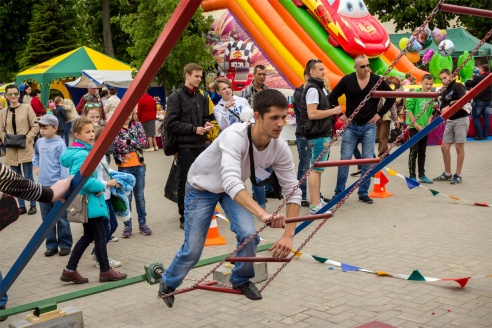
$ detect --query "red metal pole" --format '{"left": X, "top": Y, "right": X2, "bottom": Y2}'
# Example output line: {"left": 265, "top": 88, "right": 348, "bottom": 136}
{"left": 315, "top": 158, "right": 380, "bottom": 168}
{"left": 372, "top": 91, "right": 439, "bottom": 99}
{"left": 440, "top": 4, "right": 492, "bottom": 18}
{"left": 80, "top": 0, "right": 202, "bottom": 174}
{"left": 226, "top": 257, "right": 291, "bottom": 262}
{"left": 195, "top": 285, "right": 243, "bottom": 294}
{"left": 441, "top": 74, "right": 492, "bottom": 120}
{"left": 285, "top": 213, "right": 333, "bottom": 224}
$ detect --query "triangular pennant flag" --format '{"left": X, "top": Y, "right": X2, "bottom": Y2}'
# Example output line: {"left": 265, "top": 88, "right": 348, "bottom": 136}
{"left": 387, "top": 168, "right": 398, "bottom": 176}
{"left": 430, "top": 189, "right": 439, "bottom": 196}
{"left": 405, "top": 177, "right": 420, "bottom": 189}
{"left": 407, "top": 269, "right": 426, "bottom": 281}
{"left": 380, "top": 172, "right": 389, "bottom": 187}
{"left": 312, "top": 255, "right": 327, "bottom": 263}
{"left": 474, "top": 202, "right": 489, "bottom": 207}
{"left": 449, "top": 195, "right": 460, "bottom": 200}
{"left": 377, "top": 271, "right": 392, "bottom": 276}
{"left": 341, "top": 263, "right": 361, "bottom": 272}
{"left": 441, "top": 277, "right": 471, "bottom": 288}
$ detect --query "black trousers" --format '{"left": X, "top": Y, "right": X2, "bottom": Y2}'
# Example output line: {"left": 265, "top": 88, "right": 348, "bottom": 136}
{"left": 408, "top": 128, "right": 428, "bottom": 178}
{"left": 177, "top": 147, "right": 205, "bottom": 223}
{"left": 66, "top": 217, "right": 110, "bottom": 272}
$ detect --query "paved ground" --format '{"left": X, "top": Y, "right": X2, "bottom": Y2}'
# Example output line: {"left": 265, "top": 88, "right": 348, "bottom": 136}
{"left": 0, "top": 138, "right": 491, "bottom": 327}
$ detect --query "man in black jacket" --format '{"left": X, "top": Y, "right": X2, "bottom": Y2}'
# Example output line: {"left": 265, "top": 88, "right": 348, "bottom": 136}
{"left": 465, "top": 64, "right": 491, "bottom": 141}
{"left": 300, "top": 59, "right": 342, "bottom": 214}
{"left": 166, "top": 63, "right": 213, "bottom": 229}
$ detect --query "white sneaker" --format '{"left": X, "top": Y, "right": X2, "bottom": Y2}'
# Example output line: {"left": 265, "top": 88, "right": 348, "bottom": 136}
{"left": 144, "top": 148, "right": 155, "bottom": 152}
{"left": 309, "top": 203, "right": 323, "bottom": 215}
{"left": 109, "top": 236, "right": 119, "bottom": 242}
{"left": 96, "top": 257, "right": 122, "bottom": 268}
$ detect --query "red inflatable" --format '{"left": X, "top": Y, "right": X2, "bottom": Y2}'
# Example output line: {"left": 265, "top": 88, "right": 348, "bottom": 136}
{"left": 295, "top": 0, "right": 390, "bottom": 57}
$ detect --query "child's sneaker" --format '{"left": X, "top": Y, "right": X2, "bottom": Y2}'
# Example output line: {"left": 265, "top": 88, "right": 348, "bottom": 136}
{"left": 418, "top": 176, "right": 433, "bottom": 184}
{"left": 309, "top": 203, "right": 323, "bottom": 215}
{"left": 433, "top": 172, "right": 452, "bottom": 181}
{"left": 139, "top": 224, "right": 152, "bottom": 236}
{"left": 122, "top": 226, "right": 132, "bottom": 238}
{"left": 450, "top": 174, "right": 462, "bottom": 185}
{"left": 96, "top": 257, "right": 122, "bottom": 269}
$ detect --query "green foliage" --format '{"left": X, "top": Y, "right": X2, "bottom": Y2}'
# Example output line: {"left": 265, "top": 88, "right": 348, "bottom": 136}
{"left": 17, "top": 0, "right": 80, "bottom": 71}
{"left": 75, "top": 0, "right": 134, "bottom": 64}
{"left": 0, "top": 0, "right": 36, "bottom": 81}
{"left": 115, "top": 0, "right": 215, "bottom": 88}
{"left": 364, "top": 0, "right": 491, "bottom": 41}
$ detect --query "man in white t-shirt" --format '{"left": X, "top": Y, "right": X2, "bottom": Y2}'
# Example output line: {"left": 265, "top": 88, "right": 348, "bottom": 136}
{"left": 299, "top": 60, "right": 342, "bottom": 214}
{"left": 159, "top": 89, "right": 301, "bottom": 308}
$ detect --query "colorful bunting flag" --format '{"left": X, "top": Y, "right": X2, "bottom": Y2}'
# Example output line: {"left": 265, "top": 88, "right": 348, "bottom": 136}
{"left": 380, "top": 172, "right": 389, "bottom": 187}
{"left": 384, "top": 168, "right": 491, "bottom": 207}
{"left": 292, "top": 250, "right": 488, "bottom": 289}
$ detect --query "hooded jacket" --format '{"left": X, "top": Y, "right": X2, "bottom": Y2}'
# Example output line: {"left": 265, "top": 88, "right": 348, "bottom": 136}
{"left": 60, "top": 140, "right": 108, "bottom": 219}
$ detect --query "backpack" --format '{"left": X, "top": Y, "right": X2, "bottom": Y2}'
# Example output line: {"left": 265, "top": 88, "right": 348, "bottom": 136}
{"left": 161, "top": 117, "right": 178, "bottom": 156}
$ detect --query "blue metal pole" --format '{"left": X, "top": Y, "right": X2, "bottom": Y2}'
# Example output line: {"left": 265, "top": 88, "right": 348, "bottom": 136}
{"left": 295, "top": 117, "right": 445, "bottom": 234}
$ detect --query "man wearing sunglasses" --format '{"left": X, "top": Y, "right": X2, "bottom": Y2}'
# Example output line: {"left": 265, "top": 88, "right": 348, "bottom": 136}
{"left": 328, "top": 55, "right": 395, "bottom": 204}
{"left": 75, "top": 82, "right": 106, "bottom": 122}
{"left": 159, "top": 89, "right": 301, "bottom": 308}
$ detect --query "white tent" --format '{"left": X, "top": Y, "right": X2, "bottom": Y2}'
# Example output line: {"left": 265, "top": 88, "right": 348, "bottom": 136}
{"left": 65, "top": 70, "right": 133, "bottom": 88}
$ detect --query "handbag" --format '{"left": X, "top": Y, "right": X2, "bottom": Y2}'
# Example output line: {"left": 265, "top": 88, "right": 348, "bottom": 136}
{"left": 164, "top": 159, "right": 179, "bottom": 203}
{"left": 3, "top": 109, "right": 26, "bottom": 149}
{"left": 101, "top": 163, "right": 127, "bottom": 212}
{"left": 66, "top": 194, "right": 88, "bottom": 223}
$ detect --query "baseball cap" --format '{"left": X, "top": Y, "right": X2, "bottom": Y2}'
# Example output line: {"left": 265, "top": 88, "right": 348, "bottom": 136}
{"left": 87, "top": 82, "right": 98, "bottom": 89}
{"left": 36, "top": 115, "right": 59, "bottom": 127}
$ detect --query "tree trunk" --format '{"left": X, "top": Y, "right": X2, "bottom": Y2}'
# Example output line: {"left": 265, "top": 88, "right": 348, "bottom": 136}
{"left": 102, "top": 0, "right": 115, "bottom": 57}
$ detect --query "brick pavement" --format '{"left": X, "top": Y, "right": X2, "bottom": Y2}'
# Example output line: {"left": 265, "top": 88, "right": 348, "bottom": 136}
{"left": 0, "top": 140, "right": 491, "bottom": 327}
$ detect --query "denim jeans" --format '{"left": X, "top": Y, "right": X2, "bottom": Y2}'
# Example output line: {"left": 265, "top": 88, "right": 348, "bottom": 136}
{"left": 334, "top": 123, "right": 376, "bottom": 197}
{"left": 296, "top": 135, "right": 311, "bottom": 200}
{"left": 118, "top": 165, "right": 147, "bottom": 227}
{"left": 353, "top": 145, "right": 362, "bottom": 170}
{"left": 177, "top": 147, "right": 205, "bottom": 223}
{"left": 0, "top": 271, "right": 7, "bottom": 307}
{"left": 39, "top": 201, "right": 73, "bottom": 250}
{"left": 10, "top": 162, "right": 36, "bottom": 208}
{"left": 471, "top": 100, "right": 491, "bottom": 139}
{"left": 63, "top": 121, "right": 72, "bottom": 147}
{"left": 163, "top": 183, "right": 260, "bottom": 289}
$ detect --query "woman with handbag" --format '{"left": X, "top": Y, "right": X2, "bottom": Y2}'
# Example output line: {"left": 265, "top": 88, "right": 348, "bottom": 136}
{"left": 60, "top": 117, "right": 127, "bottom": 283}
{"left": 0, "top": 84, "right": 39, "bottom": 216}
{"left": 113, "top": 109, "right": 152, "bottom": 238}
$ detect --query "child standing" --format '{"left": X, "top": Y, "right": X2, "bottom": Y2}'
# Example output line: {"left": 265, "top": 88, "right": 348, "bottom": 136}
{"left": 60, "top": 118, "right": 127, "bottom": 283}
{"left": 406, "top": 74, "right": 435, "bottom": 183}
{"left": 53, "top": 96, "right": 67, "bottom": 138}
{"left": 113, "top": 109, "right": 152, "bottom": 238}
{"left": 32, "top": 115, "right": 73, "bottom": 257}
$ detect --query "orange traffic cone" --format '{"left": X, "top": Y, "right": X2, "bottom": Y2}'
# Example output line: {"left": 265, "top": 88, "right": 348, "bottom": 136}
{"left": 369, "top": 171, "right": 393, "bottom": 198}
{"left": 204, "top": 206, "right": 226, "bottom": 246}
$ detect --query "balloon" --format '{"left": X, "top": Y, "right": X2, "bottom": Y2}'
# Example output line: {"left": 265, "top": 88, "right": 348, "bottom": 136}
{"left": 438, "top": 39, "right": 456, "bottom": 57}
{"left": 408, "top": 39, "right": 423, "bottom": 52}
{"left": 432, "top": 28, "right": 447, "bottom": 45}
{"left": 429, "top": 53, "right": 452, "bottom": 83}
{"left": 240, "top": 107, "right": 254, "bottom": 122}
{"left": 418, "top": 26, "right": 431, "bottom": 44}
{"left": 457, "top": 51, "right": 475, "bottom": 81}
{"left": 406, "top": 52, "right": 420, "bottom": 63}
{"left": 399, "top": 37, "right": 409, "bottom": 50}
{"left": 421, "top": 38, "right": 432, "bottom": 50}
{"left": 422, "top": 49, "right": 435, "bottom": 65}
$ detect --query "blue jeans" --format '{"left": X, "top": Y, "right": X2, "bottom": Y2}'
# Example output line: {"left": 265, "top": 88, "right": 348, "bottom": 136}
{"left": 63, "top": 121, "right": 72, "bottom": 147}
{"left": 10, "top": 162, "right": 36, "bottom": 208}
{"left": 39, "top": 201, "right": 73, "bottom": 250}
{"left": 471, "top": 100, "right": 491, "bottom": 139}
{"left": 163, "top": 183, "right": 260, "bottom": 289}
{"left": 296, "top": 135, "right": 311, "bottom": 200}
{"left": 0, "top": 271, "right": 7, "bottom": 307}
{"left": 118, "top": 165, "right": 147, "bottom": 227}
{"left": 334, "top": 123, "right": 376, "bottom": 197}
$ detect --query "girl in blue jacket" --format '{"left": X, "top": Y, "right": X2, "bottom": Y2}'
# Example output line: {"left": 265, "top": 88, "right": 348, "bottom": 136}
{"left": 59, "top": 118, "right": 127, "bottom": 284}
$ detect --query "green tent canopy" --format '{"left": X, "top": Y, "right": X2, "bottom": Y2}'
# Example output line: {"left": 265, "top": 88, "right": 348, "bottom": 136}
{"left": 389, "top": 27, "right": 492, "bottom": 58}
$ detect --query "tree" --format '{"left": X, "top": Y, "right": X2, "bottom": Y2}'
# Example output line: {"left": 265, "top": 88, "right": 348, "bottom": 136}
{"left": 102, "top": 0, "right": 115, "bottom": 57}
{"left": 364, "top": 0, "right": 492, "bottom": 40}
{"left": 115, "top": 0, "right": 215, "bottom": 88}
{"left": 17, "top": 0, "right": 81, "bottom": 70}
{"left": 0, "top": 0, "right": 36, "bottom": 81}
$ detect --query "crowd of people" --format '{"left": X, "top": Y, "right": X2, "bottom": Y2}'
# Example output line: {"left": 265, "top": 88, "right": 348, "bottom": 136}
{"left": 0, "top": 57, "right": 490, "bottom": 316}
